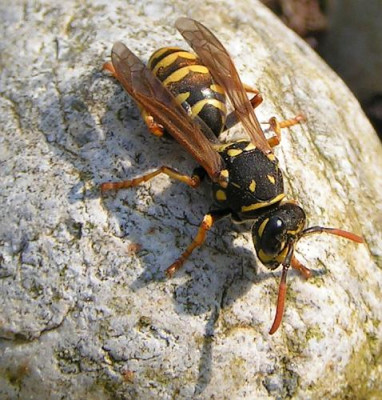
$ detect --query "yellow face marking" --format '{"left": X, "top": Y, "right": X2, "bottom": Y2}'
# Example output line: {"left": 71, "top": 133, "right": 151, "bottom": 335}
{"left": 151, "top": 51, "right": 197, "bottom": 75}
{"left": 210, "top": 84, "right": 225, "bottom": 94}
{"left": 276, "top": 246, "right": 288, "bottom": 262}
{"left": 227, "top": 148, "right": 243, "bottom": 157}
{"left": 174, "top": 92, "right": 190, "bottom": 105}
{"left": 215, "top": 189, "right": 227, "bottom": 202}
{"left": 249, "top": 180, "right": 256, "bottom": 193}
{"left": 267, "top": 153, "right": 276, "bottom": 161}
{"left": 163, "top": 65, "right": 209, "bottom": 86}
{"left": 258, "top": 218, "right": 269, "bottom": 238}
{"left": 244, "top": 142, "right": 256, "bottom": 151}
{"left": 258, "top": 246, "right": 287, "bottom": 263}
{"left": 258, "top": 249, "right": 274, "bottom": 263}
{"left": 286, "top": 222, "right": 305, "bottom": 236}
{"left": 241, "top": 193, "right": 285, "bottom": 213}
{"left": 191, "top": 98, "right": 227, "bottom": 117}
{"left": 267, "top": 174, "right": 276, "bottom": 184}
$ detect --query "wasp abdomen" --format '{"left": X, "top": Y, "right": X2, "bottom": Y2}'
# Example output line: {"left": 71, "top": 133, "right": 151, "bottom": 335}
{"left": 148, "top": 47, "right": 227, "bottom": 136}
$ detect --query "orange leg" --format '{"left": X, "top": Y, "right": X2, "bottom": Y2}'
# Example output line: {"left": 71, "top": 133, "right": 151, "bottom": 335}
{"left": 291, "top": 256, "right": 312, "bottom": 279}
{"left": 103, "top": 61, "right": 165, "bottom": 137}
{"left": 242, "top": 83, "right": 264, "bottom": 109}
{"left": 266, "top": 114, "right": 305, "bottom": 148}
{"left": 225, "top": 84, "right": 264, "bottom": 130}
{"left": 242, "top": 83, "right": 259, "bottom": 93}
{"left": 166, "top": 209, "right": 230, "bottom": 277}
{"left": 139, "top": 107, "right": 165, "bottom": 137}
{"left": 103, "top": 61, "right": 116, "bottom": 76}
{"left": 100, "top": 166, "right": 202, "bottom": 193}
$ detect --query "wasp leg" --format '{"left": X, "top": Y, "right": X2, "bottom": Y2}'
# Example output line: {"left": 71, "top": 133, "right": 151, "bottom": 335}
{"left": 166, "top": 209, "right": 230, "bottom": 277}
{"left": 139, "top": 107, "right": 165, "bottom": 137}
{"left": 101, "top": 166, "right": 204, "bottom": 193}
{"left": 291, "top": 256, "right": 312, "bottom": 279}
{"left": 224, "top": 86, "right": 263, "bottom": 131}
{"left": 103, "top": 61, "right": 165, "bottom": 137}
{"left": 103, "top": 61, "right": 116, "bottom": 76}
{"left": 242, "top": 83, "right": 260, "bottom": 94}
{"left": 266, "top": 115, "right": 305, "bottom": 148}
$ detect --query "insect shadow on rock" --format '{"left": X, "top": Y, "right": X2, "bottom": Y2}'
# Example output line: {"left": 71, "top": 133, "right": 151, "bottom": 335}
{"left": 100, "top": 17, "right": 363, "bottom": 334}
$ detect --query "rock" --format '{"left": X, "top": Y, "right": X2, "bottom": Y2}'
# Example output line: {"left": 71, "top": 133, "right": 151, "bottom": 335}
{"left": 0, "top": 1, "right": 381, "bottom": 399}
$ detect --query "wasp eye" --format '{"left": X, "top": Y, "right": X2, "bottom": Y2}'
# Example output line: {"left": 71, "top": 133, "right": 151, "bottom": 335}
{"left": 261, "top": 217, "right": 286, "bottom": 256}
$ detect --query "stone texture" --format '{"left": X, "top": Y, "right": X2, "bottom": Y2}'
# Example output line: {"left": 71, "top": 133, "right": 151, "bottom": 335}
{"left": 0, "top": 1, "right": 381, "bottom": 399}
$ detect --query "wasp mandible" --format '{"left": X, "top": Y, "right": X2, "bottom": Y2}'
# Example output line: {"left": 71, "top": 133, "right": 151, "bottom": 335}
{"left": 101, "top": 18, "right": 363, "bottom": 334}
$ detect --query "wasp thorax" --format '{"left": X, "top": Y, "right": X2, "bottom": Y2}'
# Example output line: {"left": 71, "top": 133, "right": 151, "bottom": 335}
{"left": 251, "top": 202, "right": 306, "bottom": 269}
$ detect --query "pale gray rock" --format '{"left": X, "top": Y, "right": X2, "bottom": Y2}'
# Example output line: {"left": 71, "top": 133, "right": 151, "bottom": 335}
{"left": 0, "top": 1, "right": 381, "bottom": 399}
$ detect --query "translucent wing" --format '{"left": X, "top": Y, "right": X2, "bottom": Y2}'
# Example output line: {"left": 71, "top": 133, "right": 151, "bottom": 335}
{"left": 110, "top": 42, "right": 225, "bottom": 182}
{"left": 176, "top": 17, "right": 272, "bottom": 154}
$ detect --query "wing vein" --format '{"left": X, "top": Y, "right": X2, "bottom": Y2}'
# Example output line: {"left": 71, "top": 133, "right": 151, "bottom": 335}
{"left": 110, "top": 41, "right": 225, "bottom": 181}
{"left": 176, "top": 17, "right": 272, "bottom": 154}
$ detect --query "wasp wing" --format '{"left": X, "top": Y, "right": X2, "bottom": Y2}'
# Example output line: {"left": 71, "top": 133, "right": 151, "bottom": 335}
{"left": 176, "top": 17, "right": 272, "bottom": 154}
{"left": 109, "top": 42, "right": 225, "bottom": 182}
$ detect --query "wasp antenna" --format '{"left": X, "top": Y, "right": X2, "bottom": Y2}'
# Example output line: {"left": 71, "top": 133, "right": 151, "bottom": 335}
{"left": 302, "top": 226, "right": 363, "bottom": 243}
{"left": 269, "top": 263, "right": 289, "bottom": 335}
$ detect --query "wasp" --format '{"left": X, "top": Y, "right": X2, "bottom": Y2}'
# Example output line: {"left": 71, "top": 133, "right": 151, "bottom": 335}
{"left": 101, "top": 18, "right": 363, "bottom": 334}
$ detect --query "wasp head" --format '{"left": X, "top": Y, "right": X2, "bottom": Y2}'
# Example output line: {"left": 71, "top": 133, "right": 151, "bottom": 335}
{"left": 251, "top": 201, "right": 363, "bottom": 334}
{"left": 251, "top": 202, "right": 306, "bottom": 269}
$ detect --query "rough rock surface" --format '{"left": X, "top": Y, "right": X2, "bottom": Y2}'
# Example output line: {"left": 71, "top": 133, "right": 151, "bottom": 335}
{"left": 1, "top": 1, "right": 381, "bottom": 399}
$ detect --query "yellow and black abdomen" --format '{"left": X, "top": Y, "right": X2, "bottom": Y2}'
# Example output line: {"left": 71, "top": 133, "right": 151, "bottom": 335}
{"left": 148, "top": 47, "right": 227, "bottom": 137}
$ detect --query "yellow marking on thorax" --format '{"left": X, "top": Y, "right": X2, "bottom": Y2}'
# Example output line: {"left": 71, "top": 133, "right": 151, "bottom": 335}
{"left": 191, "top": 98, "right": 227, "bottom": 117}
{"left": 212, "top": 139, "right": 248, "bottom": 153}
{"left": 220, "top": 169, "right": 229, "bottom": 179}
{"left": 152, "top": 51, "right": 197, "bottom": 75}
{"left": 163, "top": 65, "right": 209, "bottom": 86}
{"left": 174, "top": 92, "right": 191, "bottom": 105}
{"left": 218, "top": 169, "right": 229, "bottom": 188}
{"left": 244, "top": 142, "right": 256, "bottom": 151}
{"left": 241, "top": 193, "right": 285, "bottom": 213}
{"left": 212, "top": 143, "right": 231, "bottom": 152}
{"left": 215, "top": 189, "right": 227, "bottom": 202}
{"left": 267, "top": 153, "right": 276, "bottom": 161}
{"left": 249, "top": 180, "right": 256, "bottom": 193}
{"left": 267, "top": 175, "right": 276, "bottom": 184}
{"left": 227, "top": 148, "right": 243, "bottom": 157}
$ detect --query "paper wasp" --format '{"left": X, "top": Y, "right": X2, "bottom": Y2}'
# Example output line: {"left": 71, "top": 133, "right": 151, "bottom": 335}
{"left": 101, "top": 18, "right": 363, "bottom": 334}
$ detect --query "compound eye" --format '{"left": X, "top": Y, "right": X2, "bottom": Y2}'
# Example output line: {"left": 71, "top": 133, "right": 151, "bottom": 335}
{"left": 261, "top": 217, "right": 286, "bottom": 256}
